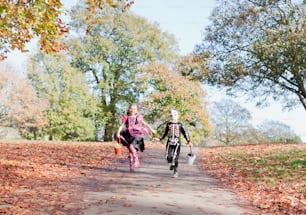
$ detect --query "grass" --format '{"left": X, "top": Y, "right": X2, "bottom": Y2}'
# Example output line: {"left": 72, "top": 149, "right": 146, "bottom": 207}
{"left": 234, "top": 149, "right": 305, "bottom": 183}
{"left": 199, "top": 143, "right": 306, "bottom": 214}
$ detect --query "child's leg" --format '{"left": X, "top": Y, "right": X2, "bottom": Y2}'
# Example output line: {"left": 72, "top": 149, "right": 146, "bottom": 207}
{"left": 172, "top": 144, "right": 180, "bottom": 166}
{"left": 128, "top": 146, "right": 134, "bottom": 172}
{"left": 129, "top": 144, "right": 139, "bottom": 168}
{"left": 173, "top": 145, "right": 181, "bottom": 177}
{"left": 134, "top": 151, "right": 139, "bottom": 168}
{"left": 167, "top": 145, "right": 178, "bottom": 170}
{"left": 165, "top": 143, "right": 170, "bottom": 162}
{"left": 166, "top": 145, "right": 173, "bottom": 164}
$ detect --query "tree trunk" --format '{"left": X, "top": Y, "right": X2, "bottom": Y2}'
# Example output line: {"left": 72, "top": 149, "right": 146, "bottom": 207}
{"left": 104, "top": 122, "right": 117, "bottom": 141}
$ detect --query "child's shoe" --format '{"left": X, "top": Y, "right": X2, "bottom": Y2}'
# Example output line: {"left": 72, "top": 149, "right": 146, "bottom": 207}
{"left": 134, "top": 160, "right": 140, "bottom": 168}
{"left": 130, "top": 167, "right": 135, "bottom": 172}
{"left": 173, "top": 171, "right": 179, "bottom": 178}
{"left": 134, "top": 153, "right": 140, "bottom": 168}
{"left": 173, "top": 168, "right": 178, "bottom": 178}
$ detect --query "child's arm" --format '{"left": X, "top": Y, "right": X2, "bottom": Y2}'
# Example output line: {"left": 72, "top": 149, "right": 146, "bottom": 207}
{"left": 116, "top": 123, "right": 125, "bottom": 139}
{"left": 154, "top": 123, "right": 169, "bottom": 142}
{"left": 180, "top": 123, "right": 192, "bottom": 145}
{"left": 142, "top": 120, "right": 156, "bottom": 134}
{"left": 117, "top": 115, "right": 128, "bottom": 139}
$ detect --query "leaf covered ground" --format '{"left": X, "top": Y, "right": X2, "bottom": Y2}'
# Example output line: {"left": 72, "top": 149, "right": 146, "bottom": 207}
{"left": 1, "top": 141, "right": 305, "bottom": 214}
{"left": 199, "top": 143, "right": 306, "bottom": 215}
{"left": 0, "top": 141, "right": 121, "bottom": 214}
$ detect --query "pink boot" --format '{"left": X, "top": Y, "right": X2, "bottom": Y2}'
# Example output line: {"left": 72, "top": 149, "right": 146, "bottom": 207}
{"left": 134, "top": 153, "right": 139, "bottom": 168}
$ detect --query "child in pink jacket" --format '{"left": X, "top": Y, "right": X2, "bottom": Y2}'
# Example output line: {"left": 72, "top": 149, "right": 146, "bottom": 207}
{"left": 117, "top": 103, "right": 156, "bottom": 172}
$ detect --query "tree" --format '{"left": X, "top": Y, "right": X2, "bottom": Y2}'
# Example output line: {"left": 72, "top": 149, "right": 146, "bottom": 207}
{"left": 0, "top": 0, "right": 134, "bottom": 60}
{"left": 175, "top": 53, "right": 210, "bottom": 82}
{"left": 27, "top": 52, "right": 98, "bottom": 141}
{"left": 195, "top": 0, "right": 305, "bottom": 110}
{"left": 68, "top": 3, "right": 178, "bottom": 140}
{"left": 0, "top": 65, "right": 49, "bottom": 139}
{"left": 140, "top": 62, "right": 211, "bottom": 144}
{"left": 209, "top": 99, "right": 253, "bottom": 145}
{"left": 257, "top": 120, "right": 302, "bottom": 143}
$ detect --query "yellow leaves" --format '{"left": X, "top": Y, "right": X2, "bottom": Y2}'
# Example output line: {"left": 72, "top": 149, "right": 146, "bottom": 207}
{"left": 17, "top": 7, "right": 23, "bottom": 14}
{"left": 0, "top": 0, "right": 65, "bottom": 58}
{"left": 1, "top": 0, "right": 133, "bottom": 60}
{"left": 106, "top": 0, "right": 117, "bottom": 8}
{"left": 144, "top": 62, "right": 203, "bottom": 101}
{"left": 7, "top": 160, "right": 14, "bottom": 166}
{"left": 141, "top": 62, "right": 211, "bottom": 141}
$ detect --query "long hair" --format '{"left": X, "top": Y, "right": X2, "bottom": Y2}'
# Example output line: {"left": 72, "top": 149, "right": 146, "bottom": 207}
{"left": 127, "top": 103, "right": 138, "bottom": 116}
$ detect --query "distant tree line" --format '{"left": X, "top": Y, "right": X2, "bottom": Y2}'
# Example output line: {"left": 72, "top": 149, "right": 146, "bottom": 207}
{"left": 0, "top": 0, "right": 304, "bottom": 144}
{"left": 208, "top": 99, "right": 302, "bottom": 146}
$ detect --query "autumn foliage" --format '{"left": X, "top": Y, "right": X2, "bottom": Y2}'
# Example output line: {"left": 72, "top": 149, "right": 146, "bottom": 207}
{"left": 199, "top": 144, "right": 306, "bottom": 214}
{"left": 141, "top": 62, "right": 211, "bottom": 142}
{"left": 0, "top": 67, "right": 49, "bottom": 132}
{"left": 0, "top": 0, "right": 135, "bottom": 60}
{"left": 0, "top": 141, "right": 121, "bottom": 214}
{"left": 1, "top": 141, "right": 305, "bottom": 214}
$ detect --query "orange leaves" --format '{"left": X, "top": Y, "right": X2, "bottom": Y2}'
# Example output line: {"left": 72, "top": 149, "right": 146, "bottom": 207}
{"left": 0, "top": 67, "right": 49, "bottom": 130}
{"left": 84, "top": 0, "right": 134, "bottom": 34}
{"left": 141, "top": 62, "right": 211, "bottom": 138}
{"left": 0, "top": 141, "right": 119, "bottom": 214}
{"left": 0, "top": 0, "right": 135, "bottom": 60}
{"left": 199, "top": 144, "right": 306, "bottom": 214}
{"left": 0, "top": 0, "right": 65, "bottom": 58}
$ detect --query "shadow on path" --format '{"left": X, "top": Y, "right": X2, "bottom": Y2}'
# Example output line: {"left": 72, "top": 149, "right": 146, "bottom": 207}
{"left": 81, "top": 144, "right": 252, "bottom": 215}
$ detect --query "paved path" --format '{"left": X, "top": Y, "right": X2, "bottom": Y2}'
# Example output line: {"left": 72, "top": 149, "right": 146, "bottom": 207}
{"left": 81, "top": 145, "right": 250, "bottom": 215}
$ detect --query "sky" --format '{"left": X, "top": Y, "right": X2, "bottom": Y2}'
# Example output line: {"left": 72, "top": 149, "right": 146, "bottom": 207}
{"left": 2, "top": 0, "right": 305, "bottom": 141}
{"left": 129, "top": 0, "right": 306, "bottom": 142}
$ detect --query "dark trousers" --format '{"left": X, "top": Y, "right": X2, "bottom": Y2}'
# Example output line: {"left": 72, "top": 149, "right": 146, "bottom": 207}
{"left": 166, "top": 144, "right": 181, "bottom": 168}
